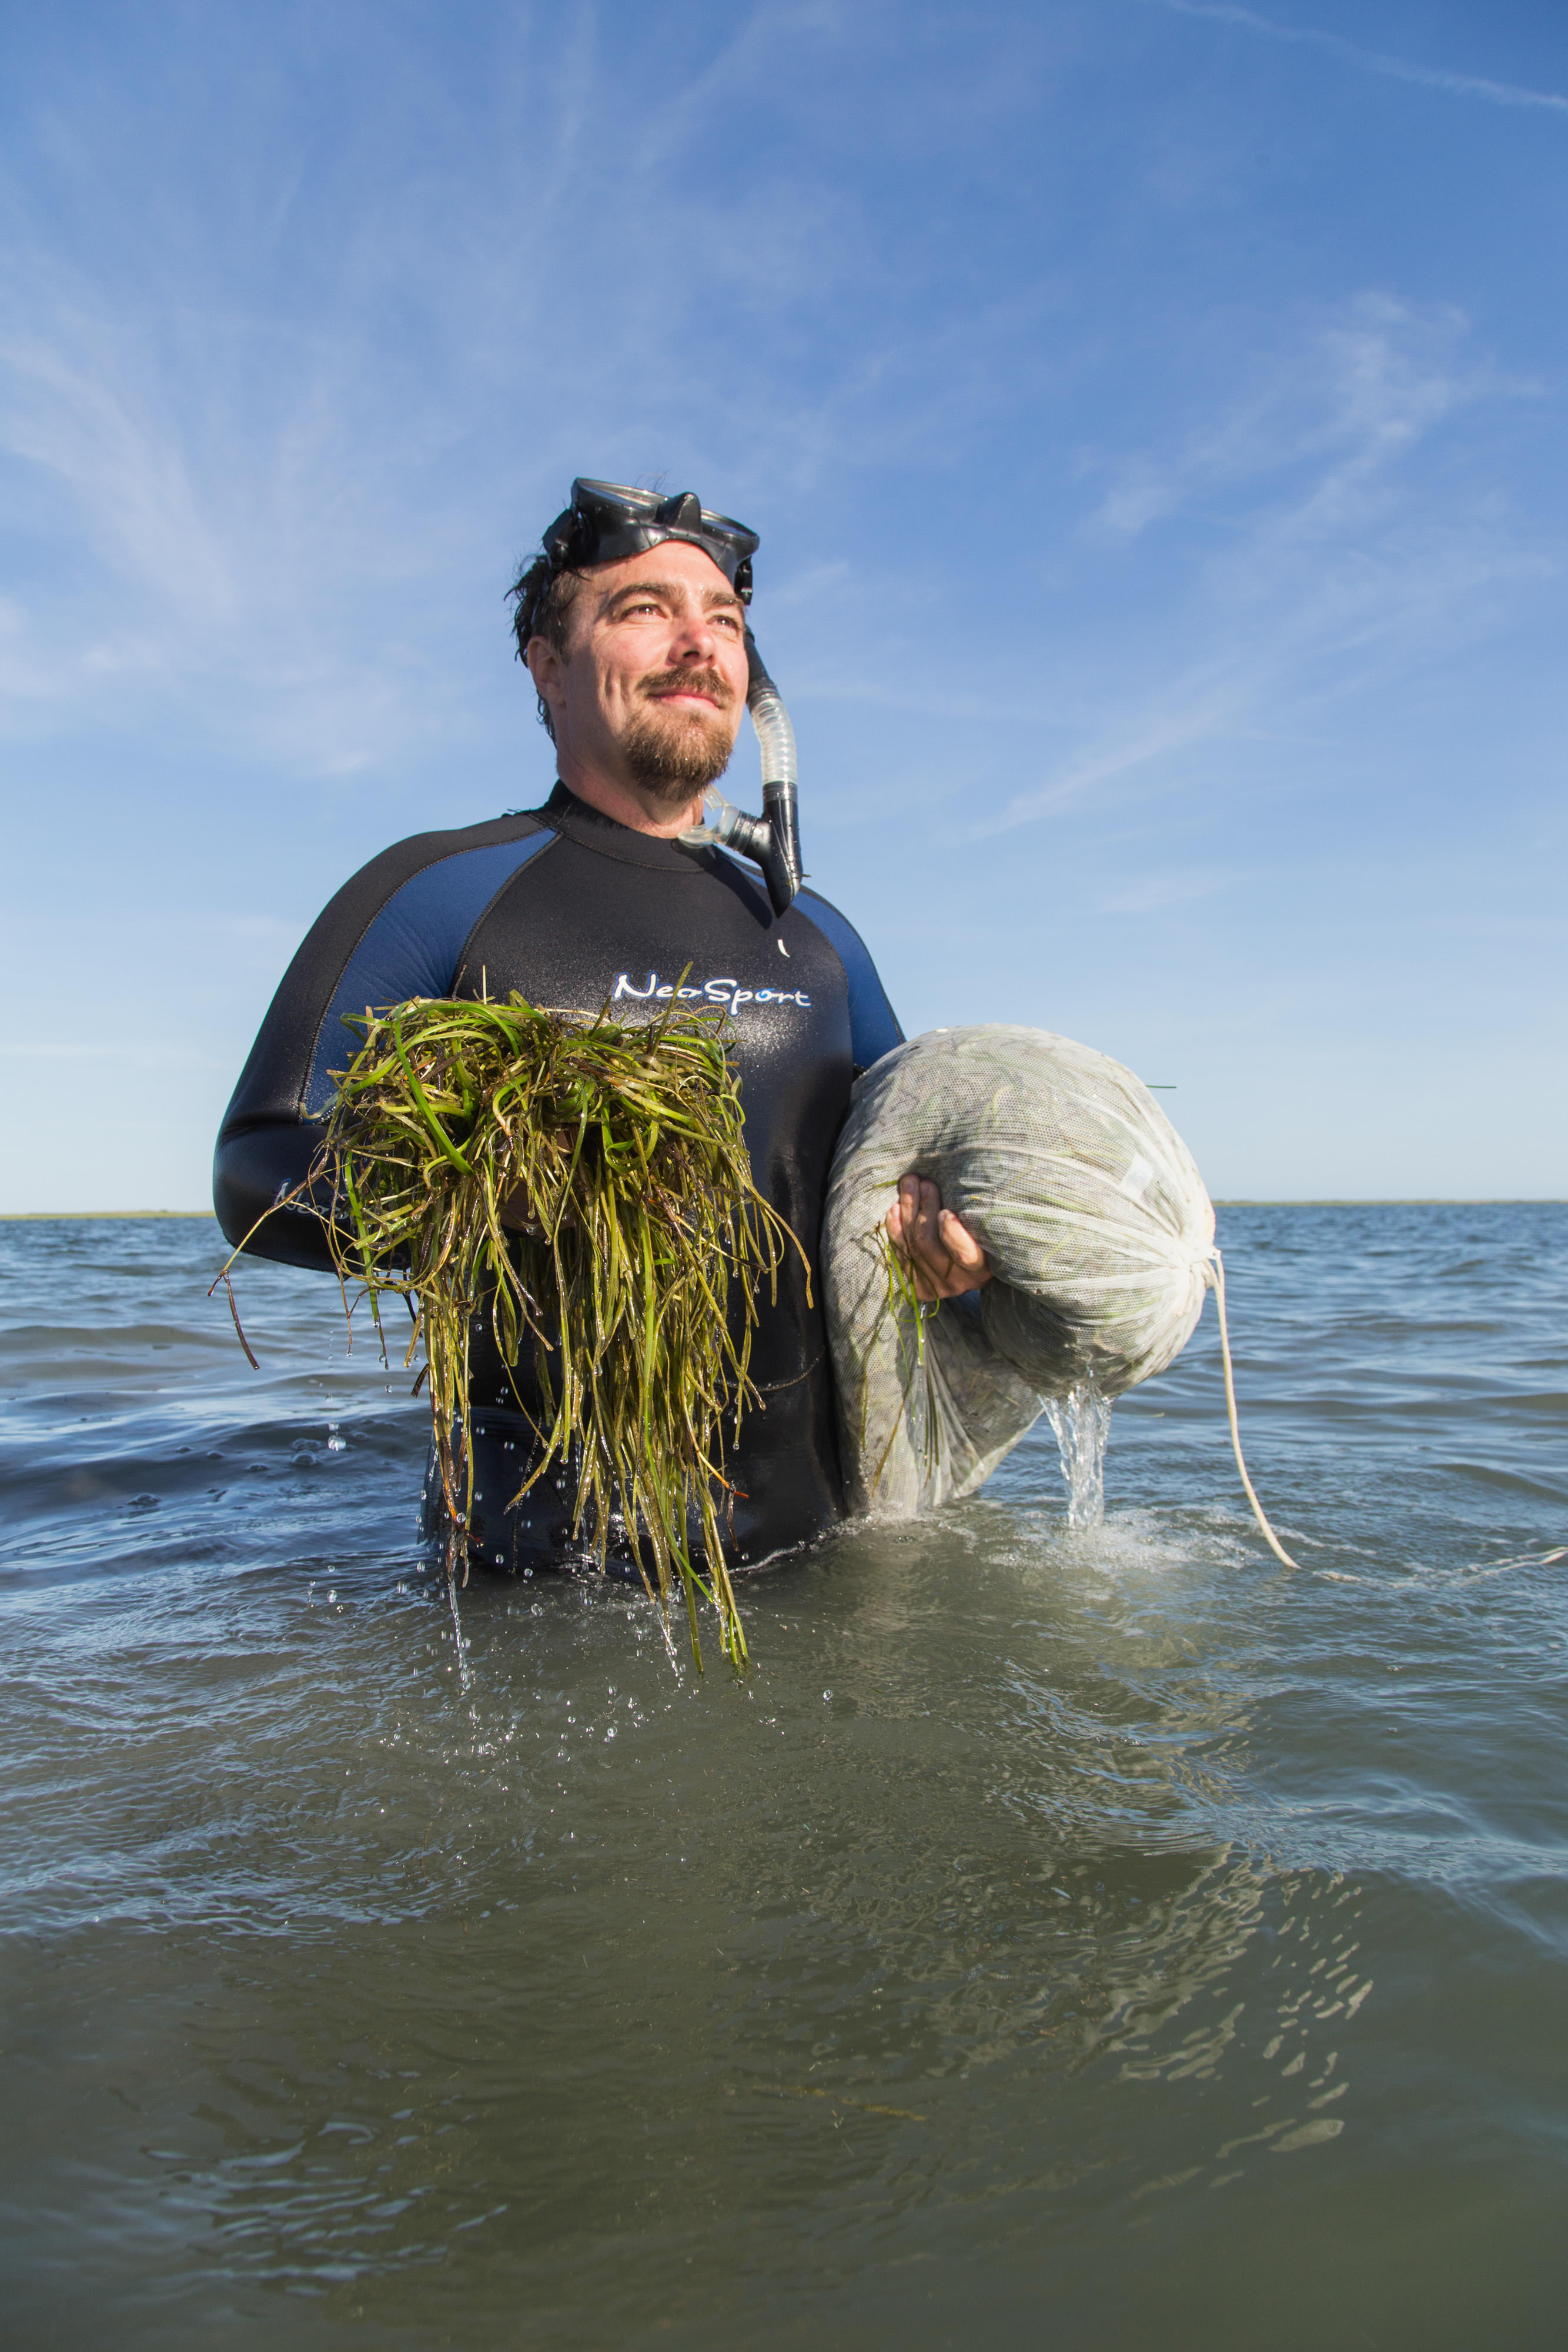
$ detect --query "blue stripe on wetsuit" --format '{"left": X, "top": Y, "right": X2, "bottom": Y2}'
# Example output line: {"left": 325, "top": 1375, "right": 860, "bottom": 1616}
{"left": 304, "top": 831, "right": 556, "bottom": 1113}
{"left": 795, "top": 888, "right": 904, "bottom": 1071}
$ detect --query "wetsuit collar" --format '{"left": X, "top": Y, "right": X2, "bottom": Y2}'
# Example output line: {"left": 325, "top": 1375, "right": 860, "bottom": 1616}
{"left": 537, "top": 780, "right": 711, "bottom": 873}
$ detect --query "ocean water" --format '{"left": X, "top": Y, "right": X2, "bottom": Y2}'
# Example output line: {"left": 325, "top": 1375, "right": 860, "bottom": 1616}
{"left": 1, "top": 1205, "right": 1565, "bottom": 2350}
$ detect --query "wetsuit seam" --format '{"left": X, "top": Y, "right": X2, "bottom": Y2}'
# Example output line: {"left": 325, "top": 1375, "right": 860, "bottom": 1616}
{"left": 794, "top": 887, "right": 904, "bottom": 1065}
{"left": 452, "top": 829, "right": 563, "bottom": 996}
{"left": 295, "top": 824, "right": 548, "bottom": 1117}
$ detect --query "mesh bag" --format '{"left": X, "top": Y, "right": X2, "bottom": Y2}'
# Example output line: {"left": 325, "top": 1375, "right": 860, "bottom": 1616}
{"left": 823, "top": 1025, "right": 1216, "bottom": 1517}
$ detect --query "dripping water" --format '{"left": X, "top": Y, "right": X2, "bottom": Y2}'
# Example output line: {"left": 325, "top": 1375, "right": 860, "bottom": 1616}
{"left": 1044, "top": 1379, "right": 1113, "bottom": 1526}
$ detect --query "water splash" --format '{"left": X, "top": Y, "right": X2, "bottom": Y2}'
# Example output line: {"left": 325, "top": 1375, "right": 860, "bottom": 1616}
{"left": 1044, "top": 1381, "right": 1114, "bottom": 1527}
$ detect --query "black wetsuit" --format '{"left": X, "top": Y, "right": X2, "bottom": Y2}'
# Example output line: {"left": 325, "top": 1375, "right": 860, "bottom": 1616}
{"left": 214, "top": 783, "right": 903, "bottom": 1571}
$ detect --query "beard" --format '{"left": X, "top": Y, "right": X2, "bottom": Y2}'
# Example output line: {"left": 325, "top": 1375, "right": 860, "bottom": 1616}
{"left": 620, "top": 667, "right": 738, "bottom": 803}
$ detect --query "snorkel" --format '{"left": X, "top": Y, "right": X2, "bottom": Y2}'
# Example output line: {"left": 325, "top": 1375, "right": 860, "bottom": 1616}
{"left": 678, "top": 629, "right": 803, "bottom": 918}
{"left": 511, "top": 479, "right": 804, "bottom": 918}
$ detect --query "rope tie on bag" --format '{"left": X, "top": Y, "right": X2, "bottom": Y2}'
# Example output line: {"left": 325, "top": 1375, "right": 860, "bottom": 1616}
{"left": 1204, "top": 1251, "right": 1300, "bottom": 1571}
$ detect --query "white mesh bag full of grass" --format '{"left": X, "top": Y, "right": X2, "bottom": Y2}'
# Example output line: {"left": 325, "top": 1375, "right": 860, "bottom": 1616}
{"left": 823, "top": 1024, "right": 1216, "bottom": 1518}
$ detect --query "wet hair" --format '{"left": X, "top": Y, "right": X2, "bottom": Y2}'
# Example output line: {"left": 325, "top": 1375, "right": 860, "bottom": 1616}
{"left": 506, "top": 554, "right": 589, "bottom": 745}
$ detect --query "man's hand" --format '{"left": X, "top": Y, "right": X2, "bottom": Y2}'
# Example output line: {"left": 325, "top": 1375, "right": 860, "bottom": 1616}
{"left": 885, "top": 1174, "right": 992, "bottom": 1304}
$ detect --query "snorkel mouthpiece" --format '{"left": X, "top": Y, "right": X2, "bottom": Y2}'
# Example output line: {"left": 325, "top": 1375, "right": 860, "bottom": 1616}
{"left": 682, "top": 630, "right": 803, "bottom": 918}
{"left": 514, "top": 479, "right": 804, "bottom": 918}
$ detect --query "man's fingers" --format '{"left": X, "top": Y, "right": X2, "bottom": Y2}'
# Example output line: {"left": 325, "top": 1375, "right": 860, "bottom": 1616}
{"left": 888, "top": 1171, "right": 992, "bottom": 1298}
{"left": 910, "top": 1178, "right": 943, "bottom": 1258}
{"left": 888, "top": 1181, "right": 937, "bottom": 1300}
{"left": 939, "top": 1209, "right": 986, "bottom": 1275}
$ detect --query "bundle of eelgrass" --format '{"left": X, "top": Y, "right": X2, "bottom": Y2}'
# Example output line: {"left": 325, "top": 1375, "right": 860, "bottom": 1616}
{"left": 221, "top": 991, "right": 801, "bottom": 1666}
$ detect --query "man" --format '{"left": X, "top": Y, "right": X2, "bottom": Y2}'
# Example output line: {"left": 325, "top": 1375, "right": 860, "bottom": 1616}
{"left": 215, "top": 479, "right": 988, "bottom": 1572}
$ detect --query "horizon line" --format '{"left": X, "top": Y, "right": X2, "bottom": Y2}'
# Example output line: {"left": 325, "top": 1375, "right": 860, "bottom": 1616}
{"left": 3, "top": 1200, "right": 1565, "bottom": 1224}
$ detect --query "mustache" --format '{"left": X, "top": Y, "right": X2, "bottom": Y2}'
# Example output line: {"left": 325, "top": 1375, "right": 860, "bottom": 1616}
{"left": 636, "top": 665, "right": 735, "bottom": 710}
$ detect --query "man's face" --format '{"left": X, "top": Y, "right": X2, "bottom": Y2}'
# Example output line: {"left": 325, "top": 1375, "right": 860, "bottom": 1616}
{"left": 527, "top": 542, "right": 750, "bottom": 806}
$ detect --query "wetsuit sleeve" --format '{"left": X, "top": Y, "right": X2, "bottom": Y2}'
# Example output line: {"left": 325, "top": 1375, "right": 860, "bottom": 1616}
{"left": 213, "top": 819, "right": 556, "bottom": 1267}
{"left": 794, "top": 890, "right": 904, "bottom": 1073}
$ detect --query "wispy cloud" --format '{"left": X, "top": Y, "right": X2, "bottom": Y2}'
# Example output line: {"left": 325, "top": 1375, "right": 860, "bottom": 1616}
{"left": 971, "top": 298, "right": 1552, "bottom": 838}
{"left": 1096, "top": 863, "right": 1255, "bottom": 915}
{"left": 1134, "top": 0, "right": 1568, "bottom": 118}
{"left": 0, "top": 264, "right": 448, "bottom": 772}
{"left": 0, "top": 3, "right": 1066, "bottom": 781}
{"left": 1084, "top": 296, "right": 1519, "bottom": 545}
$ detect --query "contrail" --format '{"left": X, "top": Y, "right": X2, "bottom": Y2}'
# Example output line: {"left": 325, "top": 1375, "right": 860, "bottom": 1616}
{"left": 1135, "top": 0, "right": 1568, "bottom": 118}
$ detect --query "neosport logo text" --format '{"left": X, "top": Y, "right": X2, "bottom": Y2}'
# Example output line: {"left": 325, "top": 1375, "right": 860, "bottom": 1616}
{"left": 611, "top": 971, "right": 811, "bottom": 1013}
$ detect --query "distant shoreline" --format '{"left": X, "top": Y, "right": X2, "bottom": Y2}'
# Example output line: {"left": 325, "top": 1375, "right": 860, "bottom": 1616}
{"left": 2, "top": 1201, "right": 1563, "bottom": 1221}
{"left": 0, "top": 1210, "right": 217, "bottom": 1220}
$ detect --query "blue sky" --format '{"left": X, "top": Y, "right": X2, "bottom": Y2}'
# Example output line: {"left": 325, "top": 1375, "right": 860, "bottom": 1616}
{"left": 2, "top": 0, "right": 1564, "bottom": 1209}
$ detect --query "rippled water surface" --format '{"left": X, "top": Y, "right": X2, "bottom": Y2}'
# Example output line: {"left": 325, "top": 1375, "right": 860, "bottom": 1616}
{"left": 3, "top": 1207, "right": 1566, "bottom": 2350}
